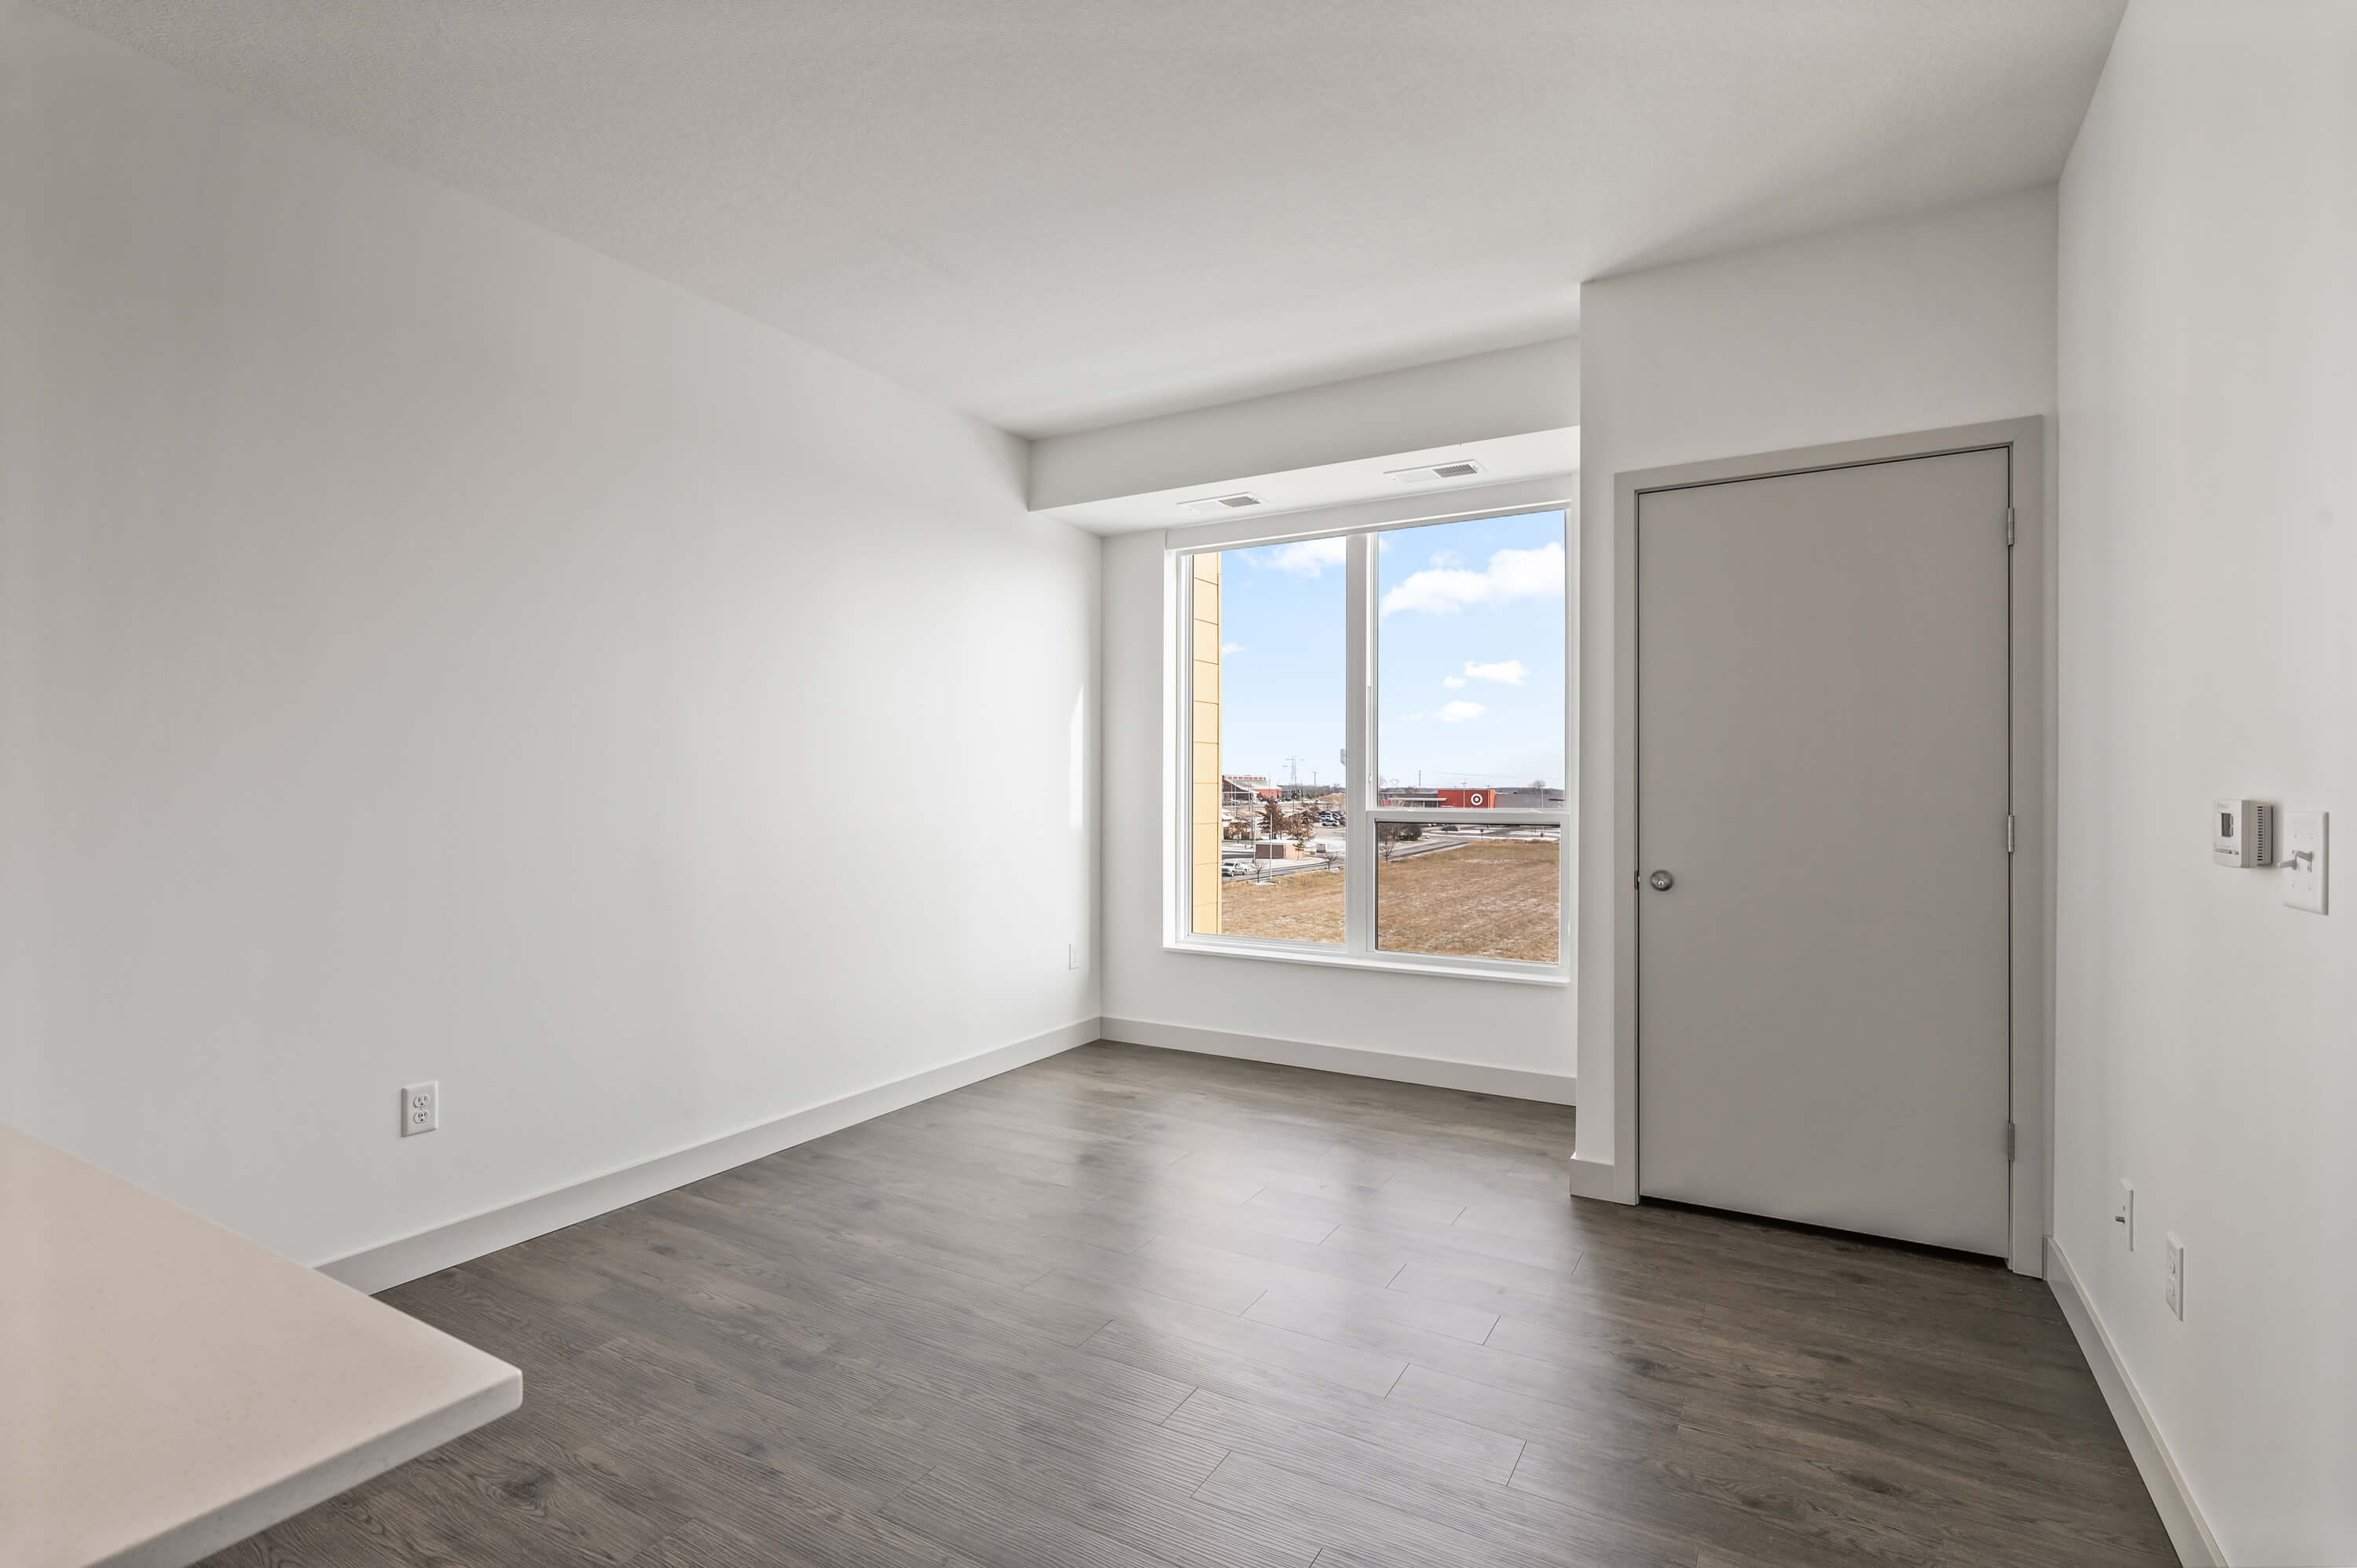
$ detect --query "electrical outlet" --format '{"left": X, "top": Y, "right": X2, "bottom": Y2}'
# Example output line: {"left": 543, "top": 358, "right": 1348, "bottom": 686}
{"left": 2114, "top": 1179, "right": 2135, "bottom": 1250}
{"left": 401, "top": 1081, "right": 439, "bottom": 1137}
{"left": 1068, "top": 943, "right": 1080, "bottom": 970}
{"left": 2164, "top": 1233, "right": 2185, "bottom": 1319}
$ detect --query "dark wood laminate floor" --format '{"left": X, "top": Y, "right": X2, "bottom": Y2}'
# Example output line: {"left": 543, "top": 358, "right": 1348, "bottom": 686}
{"left": 204, "top": 1043, "right": 2174, "bottom": 1568}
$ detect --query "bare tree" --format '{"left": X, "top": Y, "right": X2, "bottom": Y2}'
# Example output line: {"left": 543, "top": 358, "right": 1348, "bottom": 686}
{"left": 1281, "top": 803, "right": 1317, "bottom": 855}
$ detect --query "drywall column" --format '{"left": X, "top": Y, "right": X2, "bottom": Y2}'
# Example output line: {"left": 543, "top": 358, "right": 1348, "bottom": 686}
{"left": 1573, "top": 187, "right": 2059, "bottom": 1196}
{"left": 2055, "top": 2, "right": 2357, "bottom": 1559}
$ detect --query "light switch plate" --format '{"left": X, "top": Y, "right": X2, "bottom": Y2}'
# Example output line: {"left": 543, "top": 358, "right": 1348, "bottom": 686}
{"left": 2282, "top": 810, "right": 2327, "bottom": 914}
{"left": 2114, "top": 1178, "right": 2135, "bottom": 1250}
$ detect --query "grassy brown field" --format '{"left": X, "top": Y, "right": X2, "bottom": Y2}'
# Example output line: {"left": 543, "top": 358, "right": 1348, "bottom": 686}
{"left": 1218, "top": 860, "right": 1346, "bottom": 943}
{"left": 1220, "top": 837, "right": 1559, "bottom": 961}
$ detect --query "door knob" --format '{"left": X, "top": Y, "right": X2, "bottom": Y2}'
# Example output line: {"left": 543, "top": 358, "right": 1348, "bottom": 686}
{"left": 1648, "top": 870, "right": 1674, "bottom": 892}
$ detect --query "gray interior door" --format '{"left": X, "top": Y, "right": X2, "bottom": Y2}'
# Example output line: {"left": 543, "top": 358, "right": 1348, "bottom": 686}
{"left": 1637, "top": 448, "right": 2012, "bottom": 1255}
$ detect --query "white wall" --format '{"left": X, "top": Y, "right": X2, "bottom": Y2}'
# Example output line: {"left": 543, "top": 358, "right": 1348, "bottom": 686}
{"left": 1032, "top": 339, "right": 1578, "bottom": 512}
{"left": 0, "top": 5, "right": 1100, "bottom": 1270}
{"left": 1572, "top": 187, "right": 2060, "bottom": 1187}
{"left": 1098, "top": 524, "right": 1577, "bottom": 1098}
{"left": 2055, "top": 2, "right": 2356, "bottom": 1559}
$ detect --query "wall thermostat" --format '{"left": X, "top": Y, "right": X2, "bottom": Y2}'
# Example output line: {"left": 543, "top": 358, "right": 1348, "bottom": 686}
{"left": 2212, "top": 798, "right": 2272, "bottom": 866}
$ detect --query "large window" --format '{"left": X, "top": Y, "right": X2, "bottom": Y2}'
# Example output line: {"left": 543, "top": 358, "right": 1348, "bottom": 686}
{"left": 1175, "top": 504, "right": 1568, "bottom": 980}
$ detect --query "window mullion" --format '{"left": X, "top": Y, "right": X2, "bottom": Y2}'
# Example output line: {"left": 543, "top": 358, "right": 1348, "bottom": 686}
{"left": 1343, "top": 531, "right": 1373, "bottom": 955}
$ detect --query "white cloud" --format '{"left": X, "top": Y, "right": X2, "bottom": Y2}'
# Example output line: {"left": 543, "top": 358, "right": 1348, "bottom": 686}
{"left": 1435, "top": 700, "right": 1488, "bottom": 724}
{"left": 1261, "top": 537, "right": 1347, "bottom": 576}
{"left": 1441, "top": 675, "right": 1467, "bottom": 688}
{"left": 1463, "top": 659, "right": 1527, "bottom": 685}
{"left": 1221, "top": 643, "right": 1244, "bottom": 655}
{"left": 1380, "top": 540, "right": 1565, "bottom": 616}
{"left": 1429, "top": 549, "right": 1463, "bottom": 568}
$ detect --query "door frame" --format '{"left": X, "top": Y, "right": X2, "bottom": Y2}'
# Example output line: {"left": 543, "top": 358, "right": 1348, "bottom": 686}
{"left": 1609, "top": 419, "right": 2049, "bottom": 1276}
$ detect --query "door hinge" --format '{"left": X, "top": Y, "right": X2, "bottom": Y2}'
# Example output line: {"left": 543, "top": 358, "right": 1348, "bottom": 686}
{"left": 2005, "top": 814, "right": 2016, "bottom": 854}
{"left": 2005, "top": 506, "right": 2016, "bottom": 547}
{"left": 2004, "top": 1122, "right": 2018, "bottom": 1162}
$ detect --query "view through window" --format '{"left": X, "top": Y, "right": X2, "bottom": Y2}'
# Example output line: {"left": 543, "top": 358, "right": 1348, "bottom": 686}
{"left": 1189, "top": 540, "right": 1346, "bottom": 944}
{"left": 1376, "top": 822, "right": 1561, "bottom": 962}
{"left": 1185, "top": 507, "right": 1567, "bottom": 971}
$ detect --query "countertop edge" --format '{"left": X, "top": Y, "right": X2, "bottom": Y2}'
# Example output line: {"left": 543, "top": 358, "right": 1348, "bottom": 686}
{"left": 87, "top": 1365, "right": 523, "bottom": 1568}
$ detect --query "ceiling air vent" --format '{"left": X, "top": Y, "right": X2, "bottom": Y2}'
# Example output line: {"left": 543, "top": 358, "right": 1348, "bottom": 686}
{"left": 1177, "top": 492, "right": 1264, "bottom": 515}
{"left": 1386, "top": 458, "right": 1486, "bottom": 484}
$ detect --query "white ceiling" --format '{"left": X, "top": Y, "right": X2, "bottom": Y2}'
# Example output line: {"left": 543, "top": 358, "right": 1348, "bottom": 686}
{"left": 39, "top": 0, "right": 2124, "bottom": 438}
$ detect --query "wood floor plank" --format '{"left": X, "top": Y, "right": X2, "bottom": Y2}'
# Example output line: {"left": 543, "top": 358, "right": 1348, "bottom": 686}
{"left": 566, "top": 1333, "right": 929, "bottom": 1508}
{"left": 879, "top": 1463, "right": 1237, "bottom": 1568}
{"left": 1084, "top": 1188, "right": 1340, "bottom": 1247}
{"left": 1645, "top": 1412, "right": 2183, "bottom": 1568}
{"left": 1241, "top": 1178, "right": 1468, "bottom": 1231}
{"left": 572, "top": 1274, "right": 899, "bottom": 1419}
{"left": 1319, "top": 1209, "right": 1591, "bottom": 1274}
{"left": 727, "top": 1143, "right": 1167, "bottom": 1254}
{"left": 332, "top": 1379, "right": 684, "bottom": 1568}
{"left": 863, "top": 1390, "right": 1308, "bottom": 1568}
{"left": 378, "top": 1263, "right": 620, "bottom": 1379}
{"left": 1076, "top": 1317, "right": 1527, "bottom": 1486}
{"left": 1244, "top": 1280, "right": 1676, "bottom": 1407}
{"left": 702, "top": 1170, "right": 1129, "bottom": 1291}
{"left": 838, "top": 1300, "right": 1200, "bottom": 1429}
{"left": 1137, "top": 1233, "right": 1501, "bottom": 1340}
{"left": 1025, "top": 1268, "right": 1409, "bottom": 1398}
{"left": 1388, "top": 1252, "right": 1681, "bottom": 1323}
{"left": 1192, "top": 1449, "right": 1673, "bottom": 1568}
{"left": 866, "top": 1383, "right": 1226, "bottom": 1500}
{"left": 199, "top": 1042, "right": 2173, "bottom": 1568}
{"left": 1175, "top": 1387, "right": 1714, "bottom": 1568}
{"left": 200, "top": 1496, "right": 422, "bottom": 1568}
{"left": 621, "top": 1513, "right": 983, "bottom": 1568}
{"left": 580, "top": 1211, "right": 1200, "bottom": 1434}
{"left": 638, "top": 1189, "right": 1119, "bottom": 1348}
{"left": 1135, "top": 1214, "right": 1405, "bottom": 1281}
{"left": 705, "top": 1165, "right": 1267, "bottom": 1311}
{"left": 570, "top": 1405, "right": 983, "bottom": 1568}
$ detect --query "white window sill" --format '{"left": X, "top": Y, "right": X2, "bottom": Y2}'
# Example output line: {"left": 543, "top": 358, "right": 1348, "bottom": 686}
{"left": 1162, "top": 937, "right": 1570, "bottom": 987}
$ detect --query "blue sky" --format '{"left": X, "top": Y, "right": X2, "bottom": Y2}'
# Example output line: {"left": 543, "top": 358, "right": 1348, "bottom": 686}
{"left": 1214, "top": 509, "right": 1566, "bottom": 791}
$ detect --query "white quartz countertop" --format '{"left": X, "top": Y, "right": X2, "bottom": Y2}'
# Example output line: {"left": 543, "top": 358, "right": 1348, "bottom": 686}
{"left": 1, "top": 1125, "right": 522, "bottom": 1568}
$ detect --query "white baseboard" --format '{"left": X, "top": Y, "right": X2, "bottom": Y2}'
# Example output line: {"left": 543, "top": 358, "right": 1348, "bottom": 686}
{"left": 2046, "top": 1236, "right": 2223, "bottom": 1567}
{"left": 317, "top": 1019, "right": 1098, "bottom": 1295}
{"left": 1097, "top": 1016, "right": 1575, "bottom": 1105}
{"left": 1564, "top": 1152, "right": 1626, "bottom": 1203}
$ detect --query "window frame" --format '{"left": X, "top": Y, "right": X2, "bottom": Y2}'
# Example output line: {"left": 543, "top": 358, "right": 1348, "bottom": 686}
{"left": 1164, "top": 494, "right": 1574, "bottom": 985}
